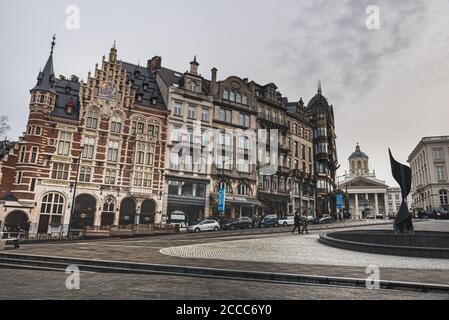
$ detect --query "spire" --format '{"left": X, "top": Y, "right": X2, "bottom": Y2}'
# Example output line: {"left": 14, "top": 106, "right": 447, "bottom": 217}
{"left": 50, "top": 34, "right": 56, "bottom": 55}
{"left": 189, "top": 55, "right": 199, "bottom": 75}
{"left": 31, "top": 34, "right": 56, "bottom": 94}
{"left": 109, "top": 40, "right": 117, "bottom": 63}
{"left": 356, "top": 143, "right": 361, "bottom": 152}
{"left": 317, "top": 79, "right": 322, "bottom": 95}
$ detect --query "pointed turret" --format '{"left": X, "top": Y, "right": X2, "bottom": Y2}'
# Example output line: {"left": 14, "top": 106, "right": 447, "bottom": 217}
{"left": 32, "top": 35, "right": 57, "bottom": 94}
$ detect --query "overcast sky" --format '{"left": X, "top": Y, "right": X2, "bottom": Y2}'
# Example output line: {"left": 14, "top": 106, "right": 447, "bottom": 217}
{"left": 1, "top": 0, "right": 448, "bottom": 187}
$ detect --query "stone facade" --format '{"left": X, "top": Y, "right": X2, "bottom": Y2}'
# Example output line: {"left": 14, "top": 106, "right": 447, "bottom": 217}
{"left": 408, "top": 136, "right": 449, "bottom": 213}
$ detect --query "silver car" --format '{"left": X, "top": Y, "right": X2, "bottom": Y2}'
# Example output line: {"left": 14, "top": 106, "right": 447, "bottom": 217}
{"left": 187, "top": 219, "right": 221, "bottom": 233}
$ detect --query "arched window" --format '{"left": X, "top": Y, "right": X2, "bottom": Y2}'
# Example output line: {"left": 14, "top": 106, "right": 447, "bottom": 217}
{"left": 86, "top": 110, "right": 99, "bottom": 129}
{"left": 148, "top": 124, "right": 160, "bottom": 138}
{"left": 357, "top": 160, "right": 362, "bottom": 169}
{"left": 41, "top": 193, "right": 65, "bottom": 215}
{"left": 230, "top": 91, "right": 235, "bottom": 101}
{"left": 111, "top": 115, "right": 122, "bottom": 133}
{"left": 440, "top": 190, "right": 448, "bottom": 205}
{"left": 103, "top": 197, "right": 115, "bottom": 212}
{"left": 242, "top": 95, "right": 248, "bottom": 105}
{"left": 39, "top": 193, "right": 65, "bottom": 233}
{"left": 223, "top": 90, "right": 229, "bottom": 100}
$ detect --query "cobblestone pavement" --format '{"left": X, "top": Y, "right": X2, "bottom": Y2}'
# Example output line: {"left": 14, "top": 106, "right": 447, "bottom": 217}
{"left": 2, "top": 220, "right": 449, "bottom": 291}
{"left": 0, "top": 268, "right": 447, "bottom": 300}
{"left": 161, "top": 233, "right": 449, "bottom": 270}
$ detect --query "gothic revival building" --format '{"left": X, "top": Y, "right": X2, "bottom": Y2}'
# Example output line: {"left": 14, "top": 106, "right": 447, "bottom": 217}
{"left": 0, "top": 38, "right": 167, "bottom": 235}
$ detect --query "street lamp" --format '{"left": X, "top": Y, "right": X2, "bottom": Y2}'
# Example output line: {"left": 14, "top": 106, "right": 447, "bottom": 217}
{"left": 67, "top": 145, "right": 84, "bottom": 238}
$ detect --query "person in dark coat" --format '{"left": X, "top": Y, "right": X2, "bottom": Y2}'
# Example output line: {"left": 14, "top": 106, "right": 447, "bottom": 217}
{"left": 301, "top": 210, "right": 309, "bottom": 234}
{"left": 292, "top": 212, "right": 301, "bottom": 234}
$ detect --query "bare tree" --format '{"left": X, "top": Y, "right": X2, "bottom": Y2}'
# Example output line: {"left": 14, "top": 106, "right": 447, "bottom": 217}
{"left": 0, "top": 116, "right": 10, "bottom": 140}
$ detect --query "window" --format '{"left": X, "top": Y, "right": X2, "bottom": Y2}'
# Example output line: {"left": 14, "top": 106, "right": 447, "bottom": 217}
{"left": 230, "top": 91, "right": 235, "bottom": 101}
{"left": 19, "top": 146, "right": 26, "bottom": 163}
{"left": 40, "top": 193, "right": 65, "bottom": 216}
{"left": 103, "top": 198, "right": 115, "bottom": 212}
{"left": 111, "top": 115, "right": 122, "bottom": 133}
{"left": 148, "top": 124, "right": 160, "bottom": 138}
{"left": 107, "top": 141, "right": 119, "bottom": 162}
{"left": 242, "top": 95, "right": 248, "bottom": 105}
{"left": 187, "top": 127, "right": 194, "bottom": 144}
{"left": 51, "top": 163, "right": 70, "bottom": 180}
{"left": 218, "top": 182, "right": 232, "bottom": 194}
{"left": 188, "top": 106, "right": 197, "bottom": 119}
{"left": 440, "top": 190, "right": 448, "bottom": 205}
{"left": 16, "top": 171, "right": 22, "bottom": 184}
{"left": 30, "top": 178, "right": 36, "bottom": 192}
{"left": 219, "top": 108, "right": 232, "bottom": 123}
{"left": 201, "top": 129, "right": 208, "bottom": 146}
{"left": 57, "top": 132, "right": 72, "bottom": 156}
{"left": 133, "top": 172, "right": 152, "bottom": 187}
{"left": 171, "top": 125, "right": 182, "bottom": 142}
{"left": 86, "top": 110, "right": 99, "bottom": 129}
{"left": 239, "top": 113, "right": 250, "bottom": 127}
{"left": 174, "top": 102, "right": 182, "bottom": 117}
{"left": 170, "top": 151, "right": 179, "bottom": 170}
{"left": 238, "top": 184, "right": 250, "bottom": 196}
{"left": 223, "top": 90, "right": 230, "bottom": 100}
{"left": 79, "top": 166, "right": 92, "bottom": 183}
{"left": 105, "top": 169, "right": 116, "bottom": 185}
{"left": 436, "top": 166, "right": 446, "bottom": 181}
{"left": 132, "top": 120, "right": 145, "bottom": 135}
{"left": 433, "top": 148, "right": 444, "bottom": 161}
{"left": 201, "top": 108, "right": 209, "bottom": 122}
{"left": 35, "top": 127, "right": 42, "bottom": 135}
{"left": 30, "top": 147, "right": 38, "bottom": 163}
{"left": 236, "top": 93, "right": 242, "bottom": 104}
{"left": 82, "top": 136, "right": 95, "bottom": 159}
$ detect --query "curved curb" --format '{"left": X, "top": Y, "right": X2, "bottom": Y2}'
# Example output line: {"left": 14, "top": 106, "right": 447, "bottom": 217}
{"left": 319, "top": 232, "right": 449, "bottom": 259}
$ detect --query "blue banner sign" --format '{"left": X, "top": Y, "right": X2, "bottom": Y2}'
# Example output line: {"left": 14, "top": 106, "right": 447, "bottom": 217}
{"left": 218, "top": 187, "right": 225, "bottom": 214}
{"left": 336, "top": 193, "right": 343, "bottom": 209}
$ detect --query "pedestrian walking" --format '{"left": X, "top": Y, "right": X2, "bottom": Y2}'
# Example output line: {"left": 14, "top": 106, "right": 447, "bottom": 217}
{"left": 301, "top": 211, "right": 309, "bottom": 234}
{"left": 292, "top": 211, "right": 301, "bottom": 234}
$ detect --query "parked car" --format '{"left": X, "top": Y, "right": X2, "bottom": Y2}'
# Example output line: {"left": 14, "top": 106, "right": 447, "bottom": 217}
{"left": 187, "top": 219, "right": 221, "bottom": 233}
{"left": 223, "top": 216, "right": 253, "bottom": 230}
{"left": 258, "top": 214, "right": 279, "bottom": 228}
{"left": 278, "top": 215, "right": 295, "bottom": 227}
{"left": 318, "top": 214, "right": 333, "bottom": 224}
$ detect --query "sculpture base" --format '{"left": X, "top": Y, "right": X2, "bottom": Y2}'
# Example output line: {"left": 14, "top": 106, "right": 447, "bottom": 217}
{"left": 319, "top": 230, "right": 449, "bottom": 259}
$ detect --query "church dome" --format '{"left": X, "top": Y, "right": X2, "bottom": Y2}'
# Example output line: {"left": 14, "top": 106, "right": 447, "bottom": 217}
{"left": 349, "top": 143, "right": 368, "bottom": 159}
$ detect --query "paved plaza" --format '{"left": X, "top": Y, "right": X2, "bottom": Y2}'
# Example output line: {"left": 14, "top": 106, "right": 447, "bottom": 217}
{"left": 1, "top": 220, "right": 449, "bottom": 299}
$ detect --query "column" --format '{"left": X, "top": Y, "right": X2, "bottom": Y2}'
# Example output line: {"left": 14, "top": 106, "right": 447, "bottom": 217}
{"left": 355, "top": 193, "right": 359, "bottom": 219}
{"left": 384, "top": 193, "right": 388, "bottom": 219}
{"left": 135, "top": 207, "right": 141, "bottom": 225}
{"left": 375, "top": 193, "right": 379, "bottom": 219}
{"left": 94, "top": 210, "right": 102, "bottom": 227}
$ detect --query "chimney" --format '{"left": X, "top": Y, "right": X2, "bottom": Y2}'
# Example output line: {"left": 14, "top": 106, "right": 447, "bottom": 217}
{"left": 71, "top": 75, "right": 79, "bottom": 82}
{"left": 148, "top": 56, "right": 162, "bottom": 72}
{"left": 211, "top": 67, "right": 218, "bottom": 95}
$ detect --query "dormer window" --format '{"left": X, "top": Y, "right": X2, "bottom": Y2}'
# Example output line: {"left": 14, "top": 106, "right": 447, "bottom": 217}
{"left": 151, "top": 97, "right": 157, "bottom": 105}
{"left": 136, "top": 94, "right": 142, "bottom": 102}
{"left": 190, "top": 80, "right": 198, "bottom": 92}
{"left": 143, "top": 83, "right": 149, "bottom": 91}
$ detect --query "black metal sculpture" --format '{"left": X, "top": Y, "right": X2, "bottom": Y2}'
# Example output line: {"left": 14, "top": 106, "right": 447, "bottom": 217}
{"left": 389, "top": 149, "right": 414, "bottom": 234}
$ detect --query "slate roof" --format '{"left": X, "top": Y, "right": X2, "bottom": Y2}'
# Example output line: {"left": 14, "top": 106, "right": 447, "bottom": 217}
{"left": 121, "top": 62, "right": 166, "bottom": 111}
{"left": 51, "top": 78, "right": 81, "bottom": 121}
{"left": 32, "top": 54, "right": 56, "bottom": 94}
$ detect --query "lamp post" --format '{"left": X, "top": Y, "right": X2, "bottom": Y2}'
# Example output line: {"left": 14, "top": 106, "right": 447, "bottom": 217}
{"left": 67, "top": 145, "right": 84, "bottom": 238}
